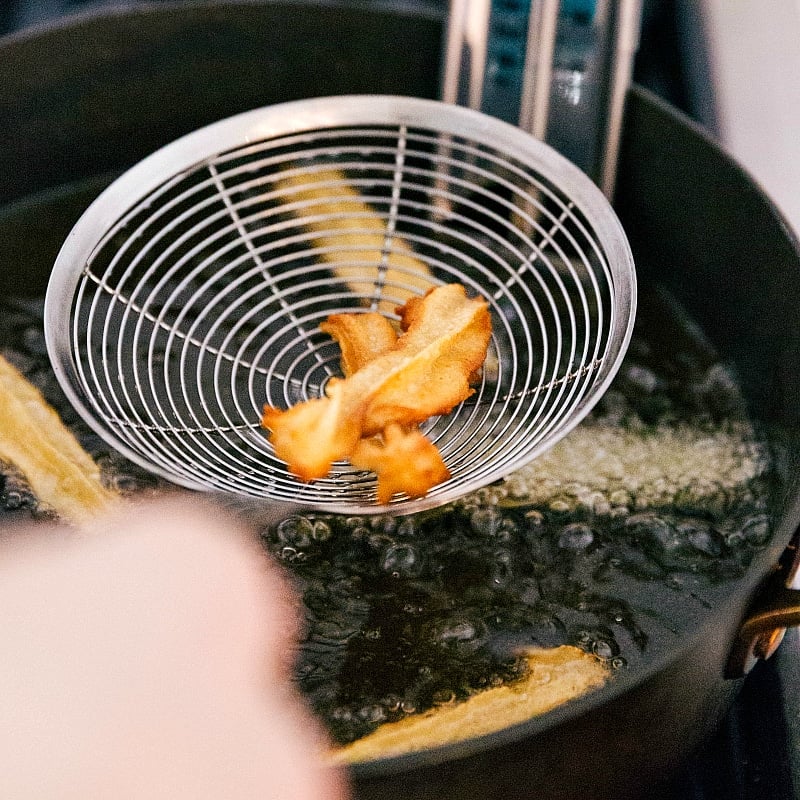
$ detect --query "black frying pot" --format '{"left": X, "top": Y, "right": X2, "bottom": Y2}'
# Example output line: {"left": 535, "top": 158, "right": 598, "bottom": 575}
{"left": 1, "top": 4, "right": 799, "bottom": 799}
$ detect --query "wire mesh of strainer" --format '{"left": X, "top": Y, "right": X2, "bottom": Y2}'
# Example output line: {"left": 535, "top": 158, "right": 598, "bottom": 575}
{"left": 45, "top": 95, "right": 636, "bottom": 514}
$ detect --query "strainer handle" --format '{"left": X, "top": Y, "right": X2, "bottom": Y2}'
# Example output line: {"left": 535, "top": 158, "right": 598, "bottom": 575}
{"left": 440, "top": 0, "right": 643, "bottom": 197}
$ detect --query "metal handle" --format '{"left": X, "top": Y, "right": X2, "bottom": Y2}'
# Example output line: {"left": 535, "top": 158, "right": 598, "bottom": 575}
{"left": 440, "top": 0, "right": 491, "bottom": 112}
{"left": 441, "top": 0, "right": 560, "bottom": 139}
{"left": 517, "top": 0, "right": 561, "bottom": 139}
{"left": 726, "top": 534, "right": 800, "bottom": 678}
{"left": 596, "top": 0, "right": 643, "bottom": 197}
{"left": 441, "top": 1, "right": 642, "bottom": 198}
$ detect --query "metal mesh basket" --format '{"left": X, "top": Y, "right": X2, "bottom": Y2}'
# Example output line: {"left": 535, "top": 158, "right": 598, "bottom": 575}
{"left": 45, "top": 95, "right": 636, "bottom": 514}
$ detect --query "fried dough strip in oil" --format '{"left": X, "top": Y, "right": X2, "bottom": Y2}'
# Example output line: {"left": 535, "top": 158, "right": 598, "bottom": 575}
{"left": 0, "top": 355, "right": 117, "bottom": 525}
{"left": 262, "top": 284, "right": 491, "bottom": 486}
{"left": 273, "top": 168, "right": 433, "bottom": 310}
{"left": 330, "top": 646, "right": 608, "bottom": 764}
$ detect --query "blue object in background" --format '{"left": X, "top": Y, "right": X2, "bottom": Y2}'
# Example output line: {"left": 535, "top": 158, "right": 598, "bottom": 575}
{"left": 561, "top": 0, "right": 596, "bottom": 22}
{"left": 482, "top": 0, "right": 533, "bottom": 123}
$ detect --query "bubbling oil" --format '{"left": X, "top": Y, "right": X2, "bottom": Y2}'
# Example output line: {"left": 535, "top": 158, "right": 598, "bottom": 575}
{"left": 0, "top": 290, "right": 776, "bottom": 747}
{"left": 257, "top": 292, "right": 773, "bottom": 745}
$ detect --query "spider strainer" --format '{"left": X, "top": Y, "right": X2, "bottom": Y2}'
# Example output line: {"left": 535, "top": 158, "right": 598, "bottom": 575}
{"left": 45, "top": 95, "right": 636, "bottom": 515}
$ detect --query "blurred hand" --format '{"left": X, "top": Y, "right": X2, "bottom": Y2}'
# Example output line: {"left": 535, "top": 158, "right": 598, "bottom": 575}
{"left": 0, "top": 498, "right": 348, "bottom": 800}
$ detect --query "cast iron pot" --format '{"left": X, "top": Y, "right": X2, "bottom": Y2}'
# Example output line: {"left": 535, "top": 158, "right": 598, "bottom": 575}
{"left": 1, "top": 3, "right": 799, "bottom": 799}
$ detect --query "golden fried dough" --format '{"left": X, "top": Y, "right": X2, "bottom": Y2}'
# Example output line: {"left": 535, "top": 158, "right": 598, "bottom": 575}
{"left": 262, "top": 389, "right": 362, "bottom": 483}
{"left": 0, "top": 355, "right": 117, "bottom": 524}
{"left": 320, "top": 312, "right": 398, "bottom": 376}
{"left": 330, "top": 646, "right": 608, "bottom": 764}
{"left": 274, "top": 168, "right": 433, "bottom": 309}
{"left": 350, "top": 424, "right": 450, "bottom": 504}
{"left": 320, "top": 312, "right": 452, "bottom": 501}
{"left": 262, "top": 284, "right": 491, "bottom": 499}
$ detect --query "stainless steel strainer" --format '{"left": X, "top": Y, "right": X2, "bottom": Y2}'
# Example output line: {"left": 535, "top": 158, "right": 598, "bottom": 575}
{"left": 45, "top": 95, "right": 636, "bottom": 514}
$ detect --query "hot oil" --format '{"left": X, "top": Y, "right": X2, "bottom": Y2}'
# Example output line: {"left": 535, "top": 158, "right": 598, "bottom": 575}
{"left": 0, "top": 289, "right": 776, "bottom": 747}
{"left": 259, "top": 287, "right": 774, "bottom": 745}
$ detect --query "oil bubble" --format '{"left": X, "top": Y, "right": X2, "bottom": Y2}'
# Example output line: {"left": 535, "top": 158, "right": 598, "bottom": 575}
{"left": 311, "top": 519, "right": 332, "bottom": 541}
{"left": 725, "top": 530, "right": 745, "bottom": 547}
{"left": 357, "top": 705, "right": 386, "bottom": 724}
{"left": 383, "top": 695, "right": 402, "bottom": 713}
{"left": 525, "top": 509, "right": 545, "bottom": 527}
{"left": 432, "top": 618, "right": 486, "bottom": 650}
{"left": 592, "top": 639, "right": 618, "bottom": 659}
{"left": 557, "top": 523, "right": 594, "bottom": 550}
{"left": 432, "top": 689, "right": 457, "bottom": 706}
{"left": 370, "top": 515, "right": 398, "bottom": 535}
{"left": 381, "top": 543, "right": 422, "bottom": 577}
{"left": 331, "top": 707, "right": 354, "bottom": 723}
{"left": 679, "top": 521, "right": 720, "bottom": 556}
{"left": 277, "top": 515, "right": 314, "bottom": 548}
{"left": 368, "top": 533, "right": 393, "bottom": 552}
{"left": 742, "top": 514, "right": 771, "bottom": 546}
{"left": 621, "top": 363, "right": 659, "bottom": 396}
{"left": 396, "top": 517, "right": 418, "bottom": 537}
{"left": 471, "top": 507, "right": 504, "bottom": 536}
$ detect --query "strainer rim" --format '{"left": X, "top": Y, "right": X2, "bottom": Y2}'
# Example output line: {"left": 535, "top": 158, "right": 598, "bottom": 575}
{"left": 44, "top": 94, "right": 636, "bottom": 513}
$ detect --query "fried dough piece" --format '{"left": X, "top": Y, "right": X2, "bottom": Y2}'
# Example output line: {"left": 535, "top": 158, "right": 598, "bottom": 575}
{"left": 321, "top": 315, "right": 450, "bottom": 501}
{"left": 262, "top": 311, "right": 399, "bottom": 482}
{"left": 0, "top": 355, "right": 117, "bottom": 525}
{"left": 330, "top": 645, "right": 608, "bottom": 764}
{"left": 262, "top": 284, "right": 491, "bottom": 493}
{"left": 274, "top": 168, "right": 434, "bottom": 310}
{"left": 358, "top": 299, "right": 488, "bottom": 435}
{"left": 262, "top": 387, "right": 362, "bottom": 483}
{"left": 400, "top": 293, "right": 484, "bottom": 384}
{"left": 396, "top": 291, "right": 427, "bottom": 332}
{"left": 319, "top": 312, "right": 398, "bottom": 376}
{"left": 350, "top": 424, "right": 450, "bottom": 504}
{"left": 354, "top": 285, "right": 490, "bottom": 435}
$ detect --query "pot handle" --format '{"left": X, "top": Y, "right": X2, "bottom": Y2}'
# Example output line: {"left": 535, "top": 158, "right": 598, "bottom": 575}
{"left": 726, "top": 535, "right": 800, "bottom": 678}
